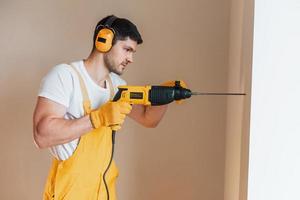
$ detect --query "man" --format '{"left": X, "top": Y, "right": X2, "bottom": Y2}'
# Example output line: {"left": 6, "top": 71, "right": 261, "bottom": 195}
{"left": 33, "top": 15, "right": 169, "bottom": 200}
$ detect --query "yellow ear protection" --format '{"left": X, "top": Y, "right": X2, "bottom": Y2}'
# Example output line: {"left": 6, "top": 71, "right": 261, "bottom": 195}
{"left": 95, "top": 16, "right": 118, "bottom": 53}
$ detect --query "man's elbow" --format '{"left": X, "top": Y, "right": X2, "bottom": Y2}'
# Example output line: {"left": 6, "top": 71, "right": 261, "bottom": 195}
{"left": 33, "top": 126, "right": 49, "bottom": 149}
{"left": 33, "top": 133, "right": 46, "bottom": 149}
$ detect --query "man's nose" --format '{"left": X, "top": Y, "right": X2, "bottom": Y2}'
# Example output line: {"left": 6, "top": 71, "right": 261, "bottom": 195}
{"left": 127, "top": 53, "right": 133, "bottom": 63}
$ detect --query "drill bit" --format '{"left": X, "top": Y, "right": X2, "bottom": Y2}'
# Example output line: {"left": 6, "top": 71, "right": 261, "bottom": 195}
{"left": 191, "top": 92, "right": 246, "bottom": 96}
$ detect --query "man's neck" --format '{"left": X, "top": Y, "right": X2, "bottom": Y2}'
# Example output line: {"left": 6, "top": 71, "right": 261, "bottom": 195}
{"left": 83, "top": 51, "right": 109, "bottom": 88}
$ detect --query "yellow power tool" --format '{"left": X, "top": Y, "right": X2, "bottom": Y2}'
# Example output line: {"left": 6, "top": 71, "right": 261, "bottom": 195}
{"left": 113, "top": 80, "right": 245, "bottom": 105}
{"left": 113, "top": 80, "right": 195, "bottom": 105}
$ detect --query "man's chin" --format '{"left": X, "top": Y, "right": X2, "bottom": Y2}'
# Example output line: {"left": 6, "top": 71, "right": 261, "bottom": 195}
{"left": 112, "top": 69, "right": 123, "bottom": 76}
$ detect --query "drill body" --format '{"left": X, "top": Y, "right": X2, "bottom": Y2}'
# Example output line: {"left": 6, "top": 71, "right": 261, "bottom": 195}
{"left": 113, "top": 81, "right": 192, "bottom": 105}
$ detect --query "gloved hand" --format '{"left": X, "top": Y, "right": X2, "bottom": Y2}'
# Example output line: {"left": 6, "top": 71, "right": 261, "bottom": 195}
{"left": 90, "top": 101, "right": 132, "bottom": 130}
{"left": 161, "top": 80, "right": 188, "bottom": 104}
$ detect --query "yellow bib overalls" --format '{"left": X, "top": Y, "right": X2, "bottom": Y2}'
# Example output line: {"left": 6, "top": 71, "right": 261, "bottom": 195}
{"left": 43, "top": 64, "right": 119, "bottom": 200}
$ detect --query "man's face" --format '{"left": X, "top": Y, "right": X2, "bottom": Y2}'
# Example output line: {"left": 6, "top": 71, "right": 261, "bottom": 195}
{"left": 104, "top": 38, "right": 137, "bottom": 75}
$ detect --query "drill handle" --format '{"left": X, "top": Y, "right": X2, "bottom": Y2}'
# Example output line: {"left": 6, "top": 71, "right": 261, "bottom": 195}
{"left": 111, "top": 88, "right": 129, "bottom": 141}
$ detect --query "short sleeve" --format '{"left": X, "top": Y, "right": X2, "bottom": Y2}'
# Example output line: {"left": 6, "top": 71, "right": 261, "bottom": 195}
{"left": 38, "top": 64, "right": 74, "bottom": 107}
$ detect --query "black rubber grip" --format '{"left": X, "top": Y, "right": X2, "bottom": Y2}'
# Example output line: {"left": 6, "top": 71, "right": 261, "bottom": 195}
{"left": 149, "top": 86, "right": 192, "bottom": 105}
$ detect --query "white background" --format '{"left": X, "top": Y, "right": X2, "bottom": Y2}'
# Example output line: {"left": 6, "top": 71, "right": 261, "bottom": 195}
{"left": 248, "top": 0, "right": 300, "bottom": 199}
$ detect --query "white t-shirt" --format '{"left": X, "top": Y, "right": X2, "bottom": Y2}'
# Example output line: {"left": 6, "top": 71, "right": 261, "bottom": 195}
{"left": 38, "top": 60, "right": 126, "bottom": 160}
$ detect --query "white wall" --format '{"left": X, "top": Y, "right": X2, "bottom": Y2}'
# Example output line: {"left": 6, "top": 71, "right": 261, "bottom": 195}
{"left": 248, "top": 0, "right": 300, "bottom": 199}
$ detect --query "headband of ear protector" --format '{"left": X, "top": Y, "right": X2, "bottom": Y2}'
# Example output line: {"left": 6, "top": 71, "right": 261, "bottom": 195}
{"left": 95, "top": 16, "right": 118, "bottom": 53}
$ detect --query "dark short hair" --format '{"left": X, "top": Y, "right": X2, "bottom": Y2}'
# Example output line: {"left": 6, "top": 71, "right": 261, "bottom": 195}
{"left": 93, "top": 15, "right": 143, "bottom": 50}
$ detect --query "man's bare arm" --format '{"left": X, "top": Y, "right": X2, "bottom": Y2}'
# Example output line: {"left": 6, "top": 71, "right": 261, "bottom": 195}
{"left": 128, "top": 104, "right": 168, "bottom": 128}
{"left": 33, "top": 97, "right": 93, "bottom": 149}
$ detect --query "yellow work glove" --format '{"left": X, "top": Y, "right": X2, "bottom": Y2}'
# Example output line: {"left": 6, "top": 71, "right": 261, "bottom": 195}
{"left": 161, "top": 80, "right": 188, "bottom": 104}
{"left": 90, "top": 101, "right": 132, "bottom": 130}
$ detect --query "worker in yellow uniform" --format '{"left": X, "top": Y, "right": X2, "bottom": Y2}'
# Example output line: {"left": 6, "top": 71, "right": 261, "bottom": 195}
{"left": 33, "top": 15, "right": 174, "bottom": 200}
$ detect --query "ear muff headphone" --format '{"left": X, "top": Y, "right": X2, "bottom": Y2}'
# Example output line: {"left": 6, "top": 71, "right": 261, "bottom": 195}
{"left": 95, "top": 16, "right": 118, "bottom": 53}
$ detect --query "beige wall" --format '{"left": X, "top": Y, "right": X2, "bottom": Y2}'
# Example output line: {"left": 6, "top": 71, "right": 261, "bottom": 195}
{"left": 224, "top": 0, "right": 254, "bottom": 199}
{"left": 0, "top": 0, "right": 251, "bottom": 199}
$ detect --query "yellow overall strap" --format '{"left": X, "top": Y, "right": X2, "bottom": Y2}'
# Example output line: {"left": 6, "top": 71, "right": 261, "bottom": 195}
{"left": 70, "top": 64, "right": 91, "bottom": 115}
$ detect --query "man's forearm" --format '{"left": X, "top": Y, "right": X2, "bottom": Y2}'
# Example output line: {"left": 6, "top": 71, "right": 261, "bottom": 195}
{"left": 34, "top": 115, "right": 93, "bottom": 149}
{"left": 144, "top": 105, "right": 168, "bottom": 127}
{"left": 129, "top": 104, "right": 168, "bottom": 128}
